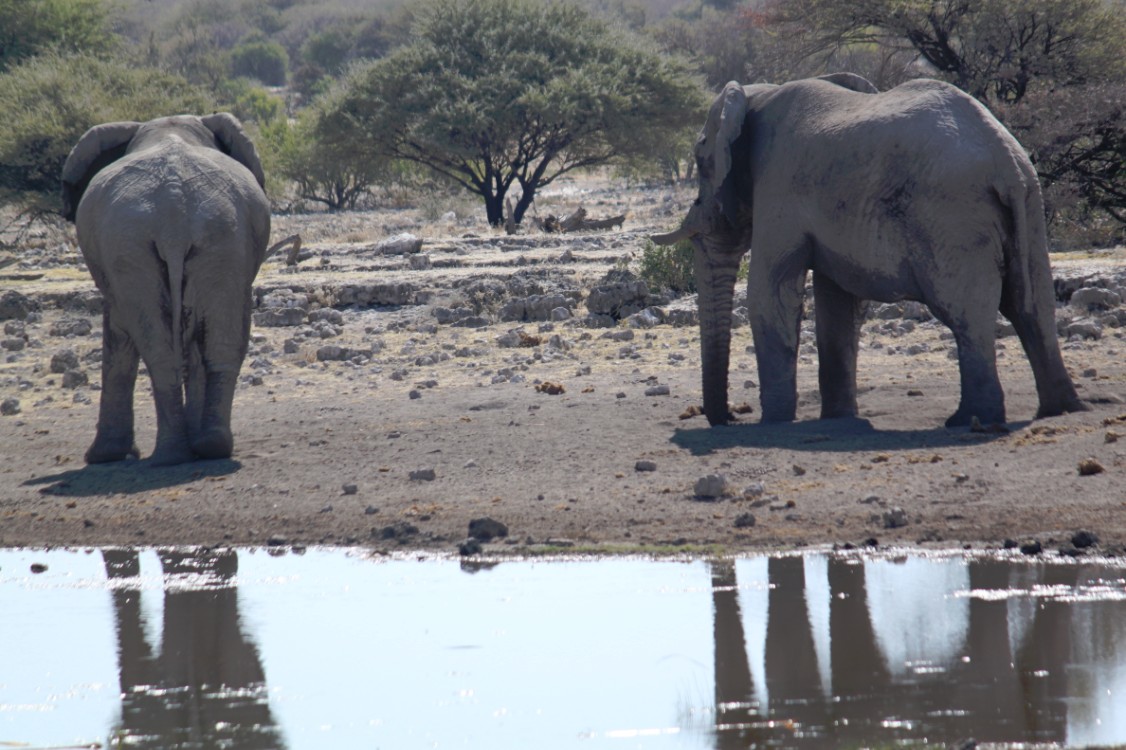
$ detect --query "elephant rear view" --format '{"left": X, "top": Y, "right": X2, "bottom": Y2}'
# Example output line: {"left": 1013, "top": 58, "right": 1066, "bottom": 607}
{"left": 62, "top": 114, "right": 271, "bottom": 466}
{"left": 655, "top": 75, "right": 1086, "bottom": 428}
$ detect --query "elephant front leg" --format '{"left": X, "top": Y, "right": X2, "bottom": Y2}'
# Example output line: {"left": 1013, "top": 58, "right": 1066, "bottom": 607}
{"left": 813, "top": 273, "right": 865, "bottom": 419}
{"left": 86, "top": 313, "right": 141, "bottom": 463}
{"left": 749, "top": 266, "right": 808, "bottom": 423}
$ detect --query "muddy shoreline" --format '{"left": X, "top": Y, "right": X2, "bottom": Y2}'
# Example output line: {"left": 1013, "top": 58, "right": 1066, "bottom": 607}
{"left": 2, "top": 179, "right": 1125, "bottom": 556}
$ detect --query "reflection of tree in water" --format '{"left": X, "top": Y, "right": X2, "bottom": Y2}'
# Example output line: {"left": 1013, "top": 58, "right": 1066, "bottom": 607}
{"left": 103, "top": 549, "right": 284, "bottom": 749}
{"left": 708, "top": 556, "right": 1126, "bottom": 748}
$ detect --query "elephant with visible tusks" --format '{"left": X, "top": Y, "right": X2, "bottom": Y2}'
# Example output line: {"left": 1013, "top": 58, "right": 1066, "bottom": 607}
{"left": 62, "top": 114, "right": 271, "bottom": 466}
{"left": 654, "top": 74, "right": 1086, "bottom": 428}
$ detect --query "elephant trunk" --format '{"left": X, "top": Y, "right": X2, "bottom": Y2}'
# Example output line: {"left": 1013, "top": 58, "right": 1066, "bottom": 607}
{"left": 650, "top": 204, "right": 704, "bottom": 246}
{"left": 694, "top": 237, "right": 742, "bottom": 426}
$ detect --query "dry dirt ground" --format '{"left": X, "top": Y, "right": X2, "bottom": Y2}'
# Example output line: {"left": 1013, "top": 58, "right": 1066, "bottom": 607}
{"left": 2, "top": 177, "right": 1125, "bottom": 557}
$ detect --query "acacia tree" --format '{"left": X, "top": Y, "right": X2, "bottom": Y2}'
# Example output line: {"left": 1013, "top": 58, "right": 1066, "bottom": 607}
{"left": 760, "top": 0, "right": 1125, "bottom": 105}
{"left": 324, "top": 0, "right": 704, "bottom": 226}
{"left": 758, "top": 0, "right": 1126, "bottom": 233}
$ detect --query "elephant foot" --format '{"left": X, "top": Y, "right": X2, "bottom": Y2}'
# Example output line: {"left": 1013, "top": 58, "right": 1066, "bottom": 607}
{"left": 147, "top": 442, "right": 194, "bottom": 467}
{"left": 85, "top": 436, "right": 140, "bottom": 464}
{"left": 191, "top": 427, "right": 234, "bottom": 460}
{"left": 945, "top": 405, "right": 1006, "bottom": 429}
{"left": 1035, "top": 396, "right": 1090, "bottom": 419}
{"left": 820, "top": 404, "right": 858, "bottom": 420}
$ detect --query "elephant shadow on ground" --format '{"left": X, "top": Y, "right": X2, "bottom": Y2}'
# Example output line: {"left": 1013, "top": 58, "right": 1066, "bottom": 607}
{"left": 670, "top": 417, "right": 1021, "bottom": 456}
{"left": 22, "top": 458, "right": 240, "bottom": 497}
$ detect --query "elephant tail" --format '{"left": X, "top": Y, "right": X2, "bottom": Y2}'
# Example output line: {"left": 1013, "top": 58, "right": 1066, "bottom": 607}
{"left": 155, "top": 235, "right": 190, "bottom": 387}
{"left": 1001, "top": 179, "right": 1049, "bottom": 320}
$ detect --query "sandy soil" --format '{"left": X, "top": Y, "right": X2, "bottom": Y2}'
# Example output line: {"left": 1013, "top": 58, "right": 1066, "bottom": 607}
{"left": 1, "top": 177, "right": 1125, "bottom": 557}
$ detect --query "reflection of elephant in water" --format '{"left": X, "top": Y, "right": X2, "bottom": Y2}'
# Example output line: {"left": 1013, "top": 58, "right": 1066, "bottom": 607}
{"left": 61, "top": 114, "right": 270, "bottom": 465}
{"left": 709, "top": 556, "right": 1120, "bottom": 746}
{"left": 655, "top": 75, "right": 1085, "bottom": 427}
{"left": 103, "top": 549, "right": 283, "bottom": 748}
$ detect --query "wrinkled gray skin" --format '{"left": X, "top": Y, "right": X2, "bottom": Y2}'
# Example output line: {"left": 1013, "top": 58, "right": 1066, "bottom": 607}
{"left": 655, "top": 74, "right": 1085, "bottom": 428}
{"left": 61, "top": 114, "right": 270, "bottom": 466}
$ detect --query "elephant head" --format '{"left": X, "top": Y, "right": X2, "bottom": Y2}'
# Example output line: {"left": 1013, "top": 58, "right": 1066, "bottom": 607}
{"left": 62, "top": 113, "right": 266, "bottom": 222}
{"left": 652, "top": 81, "right": 757, "bottom": 425}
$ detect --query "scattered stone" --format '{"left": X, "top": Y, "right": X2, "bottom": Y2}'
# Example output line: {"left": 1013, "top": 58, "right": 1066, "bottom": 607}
{"left": 1003, "top": 538, "right": 1019, "bottom": 550}
{"left": 635, "top": 460, "right": 657, "bottom": 472}
{"left": 1066, "top": 320, "right": 1102, "bottom": 340}
{"left": 267, "top": 535, "right": 288, "bottom": 547}
{"left": 0, "top": 291, "right": 36, "bottom": 320}
{"left": 1071, "top": 287, "right": 1121, "bottom": 311}
{"left": 253, "top": 308, "right": 307, "bottom": 327}
{"left": 50, "top": 349, "right": 79, "bottom": 373}
{"left": 1078, "top": 458, "right": 1106, "bottom": 476}
{"left": 743, "top": 482, "right": 765, "bottom": 498}
{"left": 61, "top": 369, "right": 88, "bottom": 389}
{"left": 693, "top": 474, "right": 729, "bottom": 499}
{"left": 1071, "top": 530, "right": 1099, "bottom": 549}
{"left": 792, "top": 465, "right": 807, "bottom": 476}
{"left": 342, "top": 483, "right": 358, "bottom": 495}
{"left": 1, "top": 398, "right": 20, "bottom": 416}
{"left": 409, "top": 253, "right": 432, "bottom": 270}
{"left": 408, "top": 390, "right": 422, "bottom": 400}
{"left": 374, "top": 232, "right": 423, "bottom": 255}
{"left": 409, "top": 468, "right": 436, "bottom": 481}
{"left": 734, "top": 512, "right": 757, "bottom": 529}
{"left": 882, "top": 507, "right": 909, "bottom": 529}
{"left": 644, "top": 384, "right": 670, "bottom": 396}
{"left": 468, "top": 517, "right": 509, "bottom": 541}
{"left": 378, "top": 521, "right": 419, "bottom": 540}
{"left": 364, "top": 505, "right": 379, "bottom": 515}
{"left": 1019, "top": 539, "right": 1043, "bottom": 556}
{"left": 30, "top": 563, "right": 47, "bottom": 574}
{"left": 49, "top": 318, "right": 93, "bottom": 337}
{"left": 458, "top": 538, "right": 483, "bottom": 556}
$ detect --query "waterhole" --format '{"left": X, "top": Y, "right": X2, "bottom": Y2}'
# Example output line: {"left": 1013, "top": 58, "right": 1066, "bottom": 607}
{"left": 1, "top": 548, "right": 1124, "bottom": 749}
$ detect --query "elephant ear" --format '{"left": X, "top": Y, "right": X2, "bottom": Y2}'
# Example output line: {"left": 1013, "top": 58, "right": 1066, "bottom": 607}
{"left": 201, "top": 112, "right": 266, "bottom": 190}
{"left": 60, "top": 122, "right": 140, "bottom": 222}
{"left": 816, "top": 72, "right": 879, "bottom": 94}
{"left": 696, "top": 81, "right": 749, "bottom": 232}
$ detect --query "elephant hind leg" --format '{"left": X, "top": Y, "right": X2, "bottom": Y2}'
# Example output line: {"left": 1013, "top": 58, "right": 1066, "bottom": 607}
{"left": 813, "top": 273, "right": 865, "bottom": 419}
{"left": 999, "top": 286, "right": 1087, "bottom": 419}
{"left": 943, "top": 322, "right": 1006, "bottom": 427}
{"left": 86, "top": 311, "right": 141, "bottom": 463}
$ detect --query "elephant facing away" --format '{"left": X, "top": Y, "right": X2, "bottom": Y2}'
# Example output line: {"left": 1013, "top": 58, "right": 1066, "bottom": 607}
{"left": 62, "top": 114, "right": 271, "bottom": 466}
{"left": 655, "top": 75, "right": 1086, "bottom": 428}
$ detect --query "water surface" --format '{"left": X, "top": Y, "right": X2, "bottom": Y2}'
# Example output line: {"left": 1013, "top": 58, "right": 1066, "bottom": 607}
{"left": 1, "top": 548, "right": 1124, "bottom": 748}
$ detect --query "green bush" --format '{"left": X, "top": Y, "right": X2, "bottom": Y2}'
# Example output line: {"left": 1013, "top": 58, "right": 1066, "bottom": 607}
{"left": 218, "top": 77, "right": 286, "bottom": 125}
{"left": 0, "top": 52, "right": 212, "bottom": 212}
{"left": 230, "top": 35, "right": 288, "bottom": 87}
{"left": 637, "top": 238, "right": 697, "bottom": 295}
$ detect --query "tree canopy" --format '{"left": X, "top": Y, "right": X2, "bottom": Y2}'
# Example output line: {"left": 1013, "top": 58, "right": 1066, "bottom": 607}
{"left": 0, "top": 52, "right": 212, "bottom": 212}
{"left": 324, "top": 0, "right": 705, "bottom": 225}
{"left": 0, "top": 0, "right": 116, "bottom": 73}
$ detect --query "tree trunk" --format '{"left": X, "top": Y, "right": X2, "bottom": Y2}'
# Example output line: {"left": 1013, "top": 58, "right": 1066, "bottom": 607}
{"left": 512, "top": 189, "right": 536, "bottom": 225}
{"left": 483, "top": 191, "right": 505, "bottom": 226}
